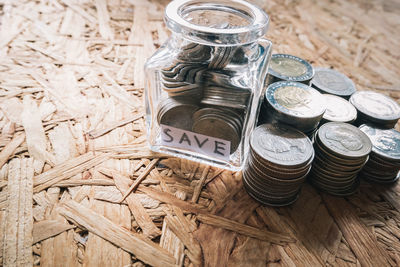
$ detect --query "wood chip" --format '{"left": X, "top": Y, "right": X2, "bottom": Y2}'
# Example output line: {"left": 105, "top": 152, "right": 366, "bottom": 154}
{"left": 21, "top": 95, "right": 55, "bottom": 168}
{"left": 3, "top": 158, "right": 34, "bottom": 266}
{"left": 110, "top": 169, "right": 161, "bottom": 239}
{"left": 119, "top": 158, "right": 159, "bottom": 202}
{"left": 196, "top": 213, "right": 294, "bottom": 245}
{"left": 57, "top": 200, "right": 177, "bottom": 267}
{"left": 191, "top": 165, "right": 210, "bottom": 203}
{"left": 94, "top": 0, "right": 113, "bottom": 40}
{"left": 165, "top": 215, "right": 202, "bottom": 266}
{"left": 0, "top": 133, "right": 25, "bottom": 169}
{"left": 53, "top": 178, "right": 115, "bottom": 187}
{"left": 160, "top": 217, "right": 185, "bottom": 266}
{"left": 138, "top": 187, "right": 208, "bottom": 215}
{"left": 33, "top": 152, "right": 110, "bottom": 193}
{"left": 323, "top": 194, "right": 394, "bottom": 266}
{"left": 88, "top": 112, "right": 144, "bottom": 139}
{"left": 33, "top": 220, "right": 75, "bottom": 244}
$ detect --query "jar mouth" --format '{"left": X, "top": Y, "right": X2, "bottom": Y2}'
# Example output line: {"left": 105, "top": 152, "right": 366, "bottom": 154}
{"left": 165, "top": 0, "right": 269, "bottom": 46}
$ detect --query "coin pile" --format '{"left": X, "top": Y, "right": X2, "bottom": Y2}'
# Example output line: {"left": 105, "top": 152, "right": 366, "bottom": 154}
{"left": 321, "top": 94, "right": 357, "bottom": 124}
{"left": 261, "top": 81, "right": 326, "bottom": 136}
{"left": 309, "top": 122, "right": 372, "bottom": 196}
{"left": 266, "top": 54, "right": 314, "bottom": 85}
{"left": 157, "top": 98, "right": 199, "bottom": 131}
{"left": 176, "top": 42, "right": 212, "bottom": 62}
{"left": 192, "top": 107, "right": 243, "bottom": 153}
{"left": 311, "top": 68, "right": 356, "bottom": 98}
{"left": 350, "top": 91, "right": 400, "bottom": 129}
{"left": 157, "top": 98, "right": 244, "bottom": 153}
{"left": 359, "top": 124, "right": 400, "bottom": 184}
{"left": 156, "top": 41, "right": 263, "bottom": 155}
{"left": 160, "top": 41, "right": 246, "bottom": 99}
{"left": 243, "top": 123, "right": 314, "bottom": 206}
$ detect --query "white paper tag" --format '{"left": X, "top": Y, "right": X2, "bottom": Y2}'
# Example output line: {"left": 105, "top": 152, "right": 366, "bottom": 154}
{"left": 160, "top": 124, "right": 231, "bottom": 161}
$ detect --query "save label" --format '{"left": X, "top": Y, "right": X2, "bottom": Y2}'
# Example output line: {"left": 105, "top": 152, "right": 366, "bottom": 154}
{"left": 161, "top": 124, "right": 231, "bottom": 161}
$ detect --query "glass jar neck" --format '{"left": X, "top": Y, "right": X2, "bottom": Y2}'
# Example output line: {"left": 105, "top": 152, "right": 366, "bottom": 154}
{"left": 164, "top": 0, "right": 269, "bottom": 46}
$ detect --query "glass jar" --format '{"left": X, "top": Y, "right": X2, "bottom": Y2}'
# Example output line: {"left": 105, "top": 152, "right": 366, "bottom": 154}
{"left": 144, "top": 0, "right": 272, "bottom": 170}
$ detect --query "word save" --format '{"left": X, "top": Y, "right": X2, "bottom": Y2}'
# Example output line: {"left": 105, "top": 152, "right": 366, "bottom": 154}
{"left": 161, "top": 124, "right": 231, "bottom": 161}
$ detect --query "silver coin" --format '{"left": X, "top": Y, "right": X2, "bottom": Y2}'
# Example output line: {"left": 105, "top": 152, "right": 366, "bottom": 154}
{"left": 268, "top": 54, "right": 314, "bottom": 83}
{"left": 311, "top": 68, "right": 356, "bottom": 97}
{"left": 317, "top": 122, "right": 372, "bottom": 159}
{"left": 265, "top": 81, "right": 326, "bottom": 132}
{"left": 266, "top": 81, "right": 326, "bottom": 119}
{"left": 157, "top": 98, "right": 199, "bottom": 130}
{"left": 201, "top": 85, "right": 251, "bottom": 109}
{"left": 250, "top": 123, "right": 314, "bottom": 168}
{"left": 350, "top": 91, "right": 400, "bottom": 123}
{"left": 322, "top": 94, "right": 357, "bottom": 123}
{"left": 192, "top": 115, "right": 240, "bottom": 153}
{"left": 359, "top": 124, "right": 400, "bottom": 161}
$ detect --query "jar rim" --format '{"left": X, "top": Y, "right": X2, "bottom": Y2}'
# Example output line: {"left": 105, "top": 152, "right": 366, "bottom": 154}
{"left": 164, "top": 0, "right": 269, "bottom": 45}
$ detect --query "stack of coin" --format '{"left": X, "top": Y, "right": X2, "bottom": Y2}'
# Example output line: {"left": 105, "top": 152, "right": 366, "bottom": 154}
{"left": 208, "top": 46, "right": 237, "bottom": 69}
{"left": 350, "top": 91, "right": 400, "bottom": 129}
{"left": 321, "top": 94, "right": 357, "bottom": 124}
{"left": 263, "top": 81, "right": 326, "bottom": 134}
{"left": 192, "top": 107, "right": 243, "bottom": 153}
{"left": 243, "top": 123, "right": 314, "bottom": 206}
{"left": 311, "top": 68, "right": 356, "bottom": 98}
{"left": 201, "top": 69, "right": 251, "bottom": 109}
{"left": 161, "top": 63, "right": 207, "bottom": 98}
{"left": 157, "top": 98, "right": 199, "bottom": 131}
{"left": 176, "top": 43, "right": 212, "bottom": 62}
{"left": 310, "top": 122, "right": 372, "bottom": 196}
{"left": 266, "top": 54, "right": 314, "bottom": 85}
{"left": 359, "top": 124, "right": 400, "bottom": 184}
{"left": 201, "top": 85, "right": 251, "bottom": 109}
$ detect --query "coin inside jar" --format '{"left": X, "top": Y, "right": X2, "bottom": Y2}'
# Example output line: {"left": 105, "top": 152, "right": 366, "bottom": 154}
{"left": 192, "top": 107, "right": 242, "bottom": 153}
{"left": 322, "top": 94, "right": 357, "bottom": 124}
{"left": 267, "top": 54, "right": 314, "bottom": 84}
{"left": 265, "top": 81, "right": 326, "bottom": 133}
{"left": 157, "top": 98, "right": 199, "bottom": 131}
{"left": 359, "top": 124, "right": 400, "bottom": 184}
{"left": 311, "top": 68, "right": 356, "bottom": 98}
{"left": 350, "top": 91, "right": 400, "bottom": 128}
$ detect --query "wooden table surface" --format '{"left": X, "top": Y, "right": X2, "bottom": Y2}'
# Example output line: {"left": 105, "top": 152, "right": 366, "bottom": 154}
{"left": 0, "top": 0, "right": 400, "bottom": 266}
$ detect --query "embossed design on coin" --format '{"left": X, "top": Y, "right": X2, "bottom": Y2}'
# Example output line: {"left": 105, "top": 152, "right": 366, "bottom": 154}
{"left": 270, "top": 57, "right": 307, "bottom": 77}
{"left": 311, "top": 68, "right": 356, "bottom": 97}
{"left": 322, "top": 94, "right": 357, "bottom": 123}
{"left": 318, "top": 122, "right": 371, "bottom": 159}
{"left": 350, "top": 91, "right": 400, "bottom": 121}
{"left": 359, "top": 124, "right": 400, "bottom": 184}
{"left": 267, "top": 81, "right": 325, "bottom": 117}
{"left": 268, "top": 54, "right": 314, "bottom": 82}
{"left": 243, "top": 123, "right": 313, "bottom": 206}
{"left": 359, "top": 124, "right": 400, "bottom": 160}
{"left": 325, "top": 129, "right": 363, "bottom": 151}
{"left": 274, "top": 86, "right": 312, "bottom": 110}
{"left": 250, "top": 123, "right": 313, "bottom": 166}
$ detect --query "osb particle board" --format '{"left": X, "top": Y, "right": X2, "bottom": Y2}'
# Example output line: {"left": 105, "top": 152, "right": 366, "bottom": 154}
{"left": 0, "top": 0, "right": 400, "bottom": 266}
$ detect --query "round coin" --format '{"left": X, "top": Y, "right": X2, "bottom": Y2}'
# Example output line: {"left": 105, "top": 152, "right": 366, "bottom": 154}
{"left": 192, "top": 116, "right": 240, "bottom": 153}
{"left": 250, "top": 123, "right": 314, "bottom": 168}
{"left": 322, "top": 94, "right": 357, "bottom": 123}
{"left": 350, "top": 91, "right": 400, "bottom": 123}
{"left": 317, "top": 122, "right": 372, "bottom": 159}
{"left": 311, "top": 68, "right": 356, "bottom": 97}
{"left": 266, "top": 81, "right": 326, "bottom": 119}
{"left": 359, "top": 124, "right": 400, "bottom": 161}
{"left": 268, "top": 54, "right": 314, "bottom": 83}
{"left": 157, "top": 99, "right": 199, "bottom": 130}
